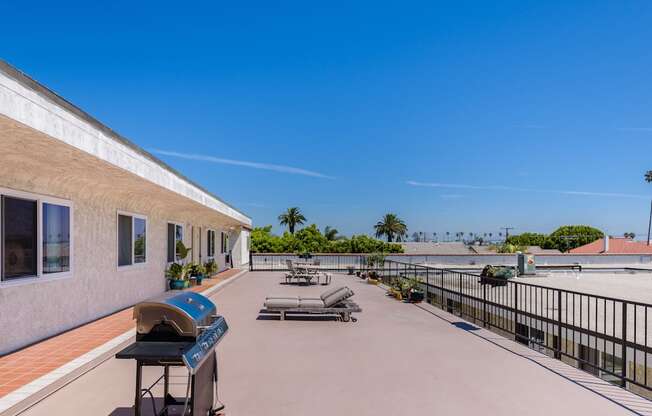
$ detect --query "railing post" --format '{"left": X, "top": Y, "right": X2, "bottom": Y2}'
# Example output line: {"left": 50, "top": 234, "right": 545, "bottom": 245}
{"left": 483, "top": 282, "right": 488, "bottom": 328}
{"left": 556, "top": 290, "right": 562, "bottom": 359}
{"left": 622, "top": 301, "right": 628, "bottom": 388}
{"left": 458, "top": 273, "right": 462, "bottom": 315}
{"left": 426, "top": 268, "right": 429, "bottom": 304}
{"left": 440, "top": 269, "right": 444, "bottom": 307}
{"left": 513, "top": 282, "right": 519, "bottom": 341}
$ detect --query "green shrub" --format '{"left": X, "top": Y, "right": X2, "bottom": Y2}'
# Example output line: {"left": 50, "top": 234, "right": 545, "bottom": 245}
{"left": 250, "top": 224, "right": 404, "bottom": 254}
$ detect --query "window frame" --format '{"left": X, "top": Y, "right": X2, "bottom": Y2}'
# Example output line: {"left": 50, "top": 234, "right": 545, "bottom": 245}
{"left": 167, "top": 221, "right": 185, "bottom": 263}
{"left": 0, "top": 187, "right": 73, "bottom": 287}
{"left": 207, "top": 229, "right": 216, "bottom": 259}
{"left": 221, "top": 231, "right": 229, "bottom": 254}
{"left": 117, "top": 210, "right": 148, "bottom": 269}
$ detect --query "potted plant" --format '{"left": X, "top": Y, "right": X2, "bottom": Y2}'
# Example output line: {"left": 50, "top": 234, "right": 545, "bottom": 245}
{"left": 365, "top": 253, "right": 386, "bottom": 269}
{"left": 480, "top": 264, "right": 513, "bottom": 287}
{"left": 406, "top": 277, "right": 425, "bottom": 302}
{"left": 387, "top": 278, "right": 407, "bottom": 300}
{"left": 188, "top": 262, "right": 207, "bottom": 285}
{"left": 365, "top": 253, "right": 385, "bottom": 282}
{"left": 166, "top": 262, "right": 188, "bottom": 290}
{"left": 204, "top": 260, "right": 218, "bottom": 278}
{"left": 367, "top": 273, "right": 379, "bottom": 285}
{"left": 176, "top": 240, "right": 192, "bottom": 262}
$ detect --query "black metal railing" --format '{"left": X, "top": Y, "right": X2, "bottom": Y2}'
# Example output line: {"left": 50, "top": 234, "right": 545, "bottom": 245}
{"left": 250, "top": 253, "right": 371, "bottom": 271}
{"left": 250, "top": 253, "right": 652, "bottom": 396}
{"left": 379, "top": 260, "right": 651, "bottom": 395}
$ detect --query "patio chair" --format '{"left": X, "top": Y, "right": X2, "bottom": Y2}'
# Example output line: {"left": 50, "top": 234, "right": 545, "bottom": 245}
{"left": 284, "top": 259, "right": 316, "bottom": 285}
{"left": 262, "top": 286, "right": 361, "bottom": 322}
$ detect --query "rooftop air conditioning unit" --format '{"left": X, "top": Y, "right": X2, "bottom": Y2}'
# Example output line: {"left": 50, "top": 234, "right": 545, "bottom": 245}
{"left": 517, "top": 253, "right": 536, "bottom": 276}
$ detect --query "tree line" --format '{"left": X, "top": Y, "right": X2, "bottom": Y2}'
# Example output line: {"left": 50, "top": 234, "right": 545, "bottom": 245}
{"left": 504, "top": 225, "right": 604, "bottom": 253}
{"left": 251, "top": 208, "right": 406, "bottom": 253}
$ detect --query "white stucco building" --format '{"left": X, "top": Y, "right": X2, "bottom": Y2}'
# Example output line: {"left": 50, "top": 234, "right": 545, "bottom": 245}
{"left": 0, "top": 60, "right": 252, "bottom": 354}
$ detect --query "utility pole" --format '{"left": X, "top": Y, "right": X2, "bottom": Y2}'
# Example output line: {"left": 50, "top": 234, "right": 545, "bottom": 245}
{"left": 501, "top": 227, "right": 514, "bottom": 240}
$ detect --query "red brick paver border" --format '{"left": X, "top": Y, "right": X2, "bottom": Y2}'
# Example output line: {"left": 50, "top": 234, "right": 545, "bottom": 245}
{"left": 0, "top": 268, "right": 243, "bottom": 398}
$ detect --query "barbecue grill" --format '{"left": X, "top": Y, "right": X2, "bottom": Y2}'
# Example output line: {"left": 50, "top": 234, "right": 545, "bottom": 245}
{"left": 116, "top": 292, "right": 229, "bottom": 415}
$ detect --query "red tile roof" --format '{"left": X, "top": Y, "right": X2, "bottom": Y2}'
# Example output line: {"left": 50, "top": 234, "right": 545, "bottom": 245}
{"left": 569, "top": 237, "right": 652, "bottom": 254}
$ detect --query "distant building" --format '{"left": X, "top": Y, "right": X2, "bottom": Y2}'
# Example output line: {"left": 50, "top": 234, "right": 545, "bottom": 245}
{"left": 399, "top": 242, "right": 561, "bottom": 255}
{"left": 399, "top": 242, "right": 472, "bottom": 255}
{"left": 470, "top": 245, "right": 561, "bottom": 254}
{"left": 570, "top": 237, "right": 652, "bottom": 254}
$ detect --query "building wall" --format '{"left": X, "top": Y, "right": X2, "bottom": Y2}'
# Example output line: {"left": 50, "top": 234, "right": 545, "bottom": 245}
{"left": 0, "top": 178, "right": 244, "bottom": 354}
{"left": 231, "top": 229, "right": 250, "bottom": 267}
{"left": 0, "top": 61, "right": 251, "bottom": 355}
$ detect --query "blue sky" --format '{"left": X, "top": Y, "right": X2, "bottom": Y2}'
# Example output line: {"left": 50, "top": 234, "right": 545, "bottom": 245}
{"left": 3, "top": 1, "right": 652, "bottom": 238}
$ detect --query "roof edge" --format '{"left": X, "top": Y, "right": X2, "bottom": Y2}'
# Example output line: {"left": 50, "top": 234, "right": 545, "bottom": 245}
{"left": 0, "top": 59, "right": 251, "bottom": 224}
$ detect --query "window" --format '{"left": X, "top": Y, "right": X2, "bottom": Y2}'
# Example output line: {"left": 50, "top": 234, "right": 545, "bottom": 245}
{"left": 167, "top": 223, "right": 184, "bottom": 262}
{"left": 134, "top": 218, "right": 146, "bottom": 264}
{"left": 221, "top": 232, "right": 229, "bottom": 254}
{"left": 43, "top": 203, "right": 70, "bottom": 274}
{"left": 207, "top": 230, "right": 216, "bottom": 258}
{"left": 0, "top": 190, "right": 72, "bottom": 283}
{"left": 2, "top": 196, "right": 38, "bottom": 280}
{"left": 118, "top": 213, "right": 147, "bottom": 267}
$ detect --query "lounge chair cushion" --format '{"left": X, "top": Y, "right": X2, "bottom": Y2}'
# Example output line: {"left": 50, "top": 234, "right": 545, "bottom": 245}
{"left": 322, "top": 287, "right": 354, "bottom": 307}
{"left": 320, "top": 286, "right": 344, "bottom": 300}
{"left": 265, "top": 298, "right": 299, "bottom": 308}
{"left": 266, "top": 295, "right": 299, "bottom": 300}
{"left": 298, "top": 298, "right": 325, "bottom": 308}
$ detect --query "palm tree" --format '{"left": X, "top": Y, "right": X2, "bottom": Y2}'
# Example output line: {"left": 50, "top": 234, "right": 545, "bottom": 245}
{"left": 278, "top": 207, "right": 306, "bottom": 234}
{"left": 374, "top": 213, "right": 408, "bottom": 242}
{"left": 646, "top": 171, "right": 652, "bottom": 245}
{"left": 324, "top": 226, "right": 340, "bottom": 241}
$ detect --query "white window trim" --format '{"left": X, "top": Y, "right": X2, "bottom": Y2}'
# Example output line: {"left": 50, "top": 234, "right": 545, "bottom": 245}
{"left": 0, "top": 186, "right": 74, "bottom": 287}
{"left": 167, "top": 221, "right": 185, "bottom": 264}
{"left": 117, "top": 210, "right": 148, "bottom": 270}
{"left": 206, "top": 228, "right": 216, "bottom": 260}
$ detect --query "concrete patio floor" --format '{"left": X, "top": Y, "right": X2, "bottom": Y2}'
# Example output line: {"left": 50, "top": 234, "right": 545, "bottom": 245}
{"left": 18, "top": 272, "right": 652, "bottom": 415}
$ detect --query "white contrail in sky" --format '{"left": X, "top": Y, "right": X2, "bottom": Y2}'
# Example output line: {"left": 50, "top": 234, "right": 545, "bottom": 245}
{"left": 406, "top": 180, "right": 648, "bottom": 199}
{"left": 152, "top": 149, "right": 335, "bottom": 179}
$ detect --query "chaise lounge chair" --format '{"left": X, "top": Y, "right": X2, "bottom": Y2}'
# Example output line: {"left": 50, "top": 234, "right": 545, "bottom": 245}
{"left": 284, "top": 260, "right": 332, "bottom": 285}
{"left": 284, "top": 259, "right": 316, "bottom": 285}
{"left": 262, "top": 286, "right": 361, "bottom": 322}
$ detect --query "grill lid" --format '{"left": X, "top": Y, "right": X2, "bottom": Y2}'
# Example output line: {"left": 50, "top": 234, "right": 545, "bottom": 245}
{"left": 134, "top": 292, "right": 217, "bottom": 338}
